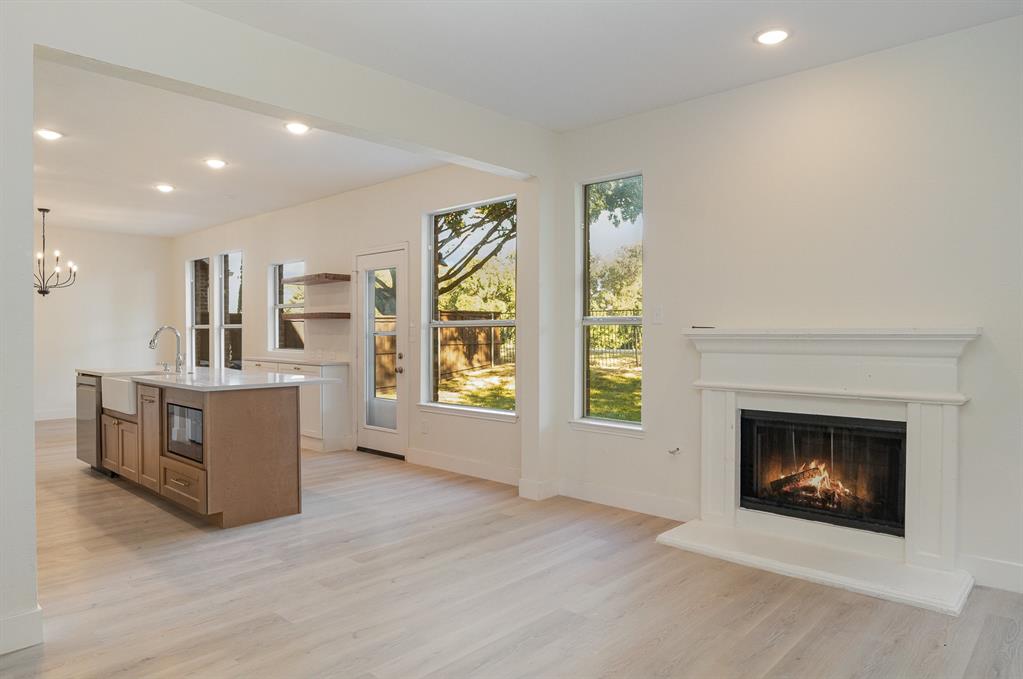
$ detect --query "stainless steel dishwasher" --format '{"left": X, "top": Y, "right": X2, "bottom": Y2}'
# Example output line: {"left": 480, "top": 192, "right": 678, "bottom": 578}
{"left": 76, "top": 373, "right": 103, "bottom": 469}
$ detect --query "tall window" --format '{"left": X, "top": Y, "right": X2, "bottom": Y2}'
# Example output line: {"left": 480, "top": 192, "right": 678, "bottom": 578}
{"left": 272, "top": 261, "right": 305, "bottom": 350}
{"left": 220, "top": 252, "right": 243, "bottom": 369}
{"left": 189, "top": 257, "right": 211, "bottom": 368}
{"left": 583, "top": 176, "right": 643, "bottom": 423}
{"left": 430, "top": 198, "right": 516, "bottom": 412}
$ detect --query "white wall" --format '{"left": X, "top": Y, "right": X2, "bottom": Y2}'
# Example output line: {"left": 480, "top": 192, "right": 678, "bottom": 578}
{"left": 554, "top": 17, "right": 1023, "bottom": 591}
{"left": 0, "top": 9, "right": 43, "bottom": 655}
{"left": 33, "top": 227, "right": 175, "bottom": 420}
{"left": 2, "top": 0, "right": 557, "bottom": 655}
{"left": 170, "top": 165, "right": 535, "bottom": 484}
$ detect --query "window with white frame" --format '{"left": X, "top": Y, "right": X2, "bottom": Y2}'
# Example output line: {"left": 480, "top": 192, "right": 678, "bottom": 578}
{"left": 582, "top": 176, "right": 643, "bottom": 423}
{"left": 271, "top": 261, "right": 306, "bottom": 350}
{"left": 219, "top": 252, "right": 243, "bottom": 369}
{"left": 188, "top": 257, "right": 211, "bottom": 368}
{"left": 429, "top": 198, "right": 516, "bottom": 411}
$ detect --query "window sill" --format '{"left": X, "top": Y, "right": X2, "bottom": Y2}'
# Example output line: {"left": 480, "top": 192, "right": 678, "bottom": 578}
{"left": 417, "top": 402, "right": 518, "bottom": 423}
{"left": 569, "top": 418, "right": 645, "bottom": 438}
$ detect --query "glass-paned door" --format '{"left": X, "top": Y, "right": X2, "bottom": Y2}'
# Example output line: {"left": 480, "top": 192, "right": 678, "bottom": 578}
{"left": 357, "top": 248, "right": 408, "bottom": 456}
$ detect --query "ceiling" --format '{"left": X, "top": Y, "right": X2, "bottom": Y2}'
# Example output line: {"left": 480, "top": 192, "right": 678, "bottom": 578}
{"left": 188, "top": 0, "right": 1021, "bottom": 131}
{"left": 34, "top": 60, "right": 443, "bottom": 237}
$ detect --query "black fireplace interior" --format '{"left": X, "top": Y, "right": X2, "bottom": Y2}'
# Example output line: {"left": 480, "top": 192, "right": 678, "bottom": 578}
{"left": 740, "top": 410, "right": 906, "bottom": 536}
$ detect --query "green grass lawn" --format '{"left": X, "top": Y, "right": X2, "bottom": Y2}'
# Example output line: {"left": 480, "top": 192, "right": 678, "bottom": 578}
{"left": 587, "top": 364, "right": 642, "bottom": 423}
{"left": 437, "top": 363, "right": 516, "bottom": 411}
{"left": 435, "top": 360, "right": 641, "bottom": 423}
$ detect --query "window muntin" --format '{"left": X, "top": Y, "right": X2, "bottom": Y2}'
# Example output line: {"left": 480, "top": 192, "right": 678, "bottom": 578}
{"left": 583, "top": 176, "right": 643, "bottom": 423}
{"left": 272, "top": 262, "right": 305, "bottom": 350}
{"left": 220, "top": 252, "right": 243, "bottom": 369}
{"left": 429, "top": 198, "right": 516, "bottom": 411}
{"left": 189, "top": 257, "right": 211, "bottom": 368}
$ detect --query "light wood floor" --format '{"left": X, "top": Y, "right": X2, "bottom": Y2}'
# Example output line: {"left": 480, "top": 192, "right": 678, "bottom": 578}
{"left": 2, "top": 419, "right": 1020, "bottom": 678}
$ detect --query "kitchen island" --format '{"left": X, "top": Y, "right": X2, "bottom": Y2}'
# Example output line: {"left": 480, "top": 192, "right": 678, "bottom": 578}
{"left": 76, "top": 367, "right": 338, "bottom": 527}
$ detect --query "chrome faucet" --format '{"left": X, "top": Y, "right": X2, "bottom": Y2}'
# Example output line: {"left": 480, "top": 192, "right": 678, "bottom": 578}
{"left": 148, "top": 326, "right": 184, "bottom": 374}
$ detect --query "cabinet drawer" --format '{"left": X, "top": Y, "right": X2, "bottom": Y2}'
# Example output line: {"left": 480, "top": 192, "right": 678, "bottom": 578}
{"left": 160, "top": 456, "right": 207, "bottom": 514}
{"left": 242, "top": 360, "right": 278, "bottom": 371}
{"left": 279, "top": 363, "right": 321, "bottom": 376}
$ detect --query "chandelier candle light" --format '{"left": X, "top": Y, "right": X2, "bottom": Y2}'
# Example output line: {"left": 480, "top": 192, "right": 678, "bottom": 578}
{"left": 34, "top": 208, "right": 78, "bottom": 296}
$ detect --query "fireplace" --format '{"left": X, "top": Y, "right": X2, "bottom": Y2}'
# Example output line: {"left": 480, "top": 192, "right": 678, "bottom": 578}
{"left": 739, "top": 410, "right": 906, "bottom": 537}
{"left": 660, "top": 328, "right": 979, "bottom": 614}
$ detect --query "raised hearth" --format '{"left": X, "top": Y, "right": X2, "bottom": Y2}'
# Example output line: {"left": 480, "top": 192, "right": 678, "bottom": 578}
{"left": 658, "top": 328, "right": 980, "bottom": 614}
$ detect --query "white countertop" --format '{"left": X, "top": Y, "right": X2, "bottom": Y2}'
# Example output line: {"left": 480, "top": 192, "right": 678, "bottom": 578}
{"left": 78, "top": 368, "right": 165, "bottom": 378}
{"left": 244, "top": 356, "right": 350, "bottom": 366}
{"left": 81, "top": 367, "right": 340, "bottom": 392}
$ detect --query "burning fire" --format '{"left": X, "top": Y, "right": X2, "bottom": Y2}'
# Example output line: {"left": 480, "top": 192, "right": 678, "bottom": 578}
{"left": 775, "top": 460, "right": 853, "bottom": 499}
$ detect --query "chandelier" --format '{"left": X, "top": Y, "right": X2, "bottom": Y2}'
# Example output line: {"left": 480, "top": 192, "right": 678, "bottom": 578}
{"left": 34, "top": 208, "right": 77, "bottom": 296}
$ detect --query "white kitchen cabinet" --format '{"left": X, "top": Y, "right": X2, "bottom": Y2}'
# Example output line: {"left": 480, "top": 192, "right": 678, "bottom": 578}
{"left": 241, "top": 359, "right": 352, "bottom": 452}
{"left": 277, "top": 362, "right": 322, "bottom": 440}
{"left": 241, "top": 359, "right": 275, "bottom": 370}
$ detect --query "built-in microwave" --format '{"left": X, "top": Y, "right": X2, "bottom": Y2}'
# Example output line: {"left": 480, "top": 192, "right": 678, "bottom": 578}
{"left": 167, "top": 402, "right": 203, "bottom": 464}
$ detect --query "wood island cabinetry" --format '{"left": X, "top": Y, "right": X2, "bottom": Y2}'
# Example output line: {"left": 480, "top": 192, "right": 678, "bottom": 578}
{"left": 137, "top": 385, "right": 162, "bottom": 492}
{"left": 100, "top": 413, "right": 137, "bottom": 480}
{"left": 98, "top": 376, "right": 303, "bottom": 528}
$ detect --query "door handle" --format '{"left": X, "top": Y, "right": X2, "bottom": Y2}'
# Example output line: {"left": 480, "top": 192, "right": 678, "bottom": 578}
{"left": 396, "top": 367, "right": 404, "bottom": 374}
{"left": 397, "top": 352, "right": 404, "bottom": 359}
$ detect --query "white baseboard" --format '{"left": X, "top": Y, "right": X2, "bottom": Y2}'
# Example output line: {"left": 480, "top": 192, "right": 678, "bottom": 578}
{"left": 0, "top": 605, "right": 42, "bottom": 656}
{"left": 958, "top": 553, "right": 1023, "bottom": 593}
{"left": 518, "top": 477, "right": 558, "bottom": 500}
{"left": 301, "top": 435, "right": 355, "bottom": 453}
{"left": 406, "top": 447, "right": 519, "bottom": 486}
{"left": 35, "top": 407, "right": 74, "bottom": 421}
{"left": 558, "top": 478, "right": 697, "bottom": 522}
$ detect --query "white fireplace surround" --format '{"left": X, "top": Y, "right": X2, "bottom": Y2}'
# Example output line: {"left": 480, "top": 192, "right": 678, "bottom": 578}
{"left": 657, "top": 328, "right": 981, "bottom": 615}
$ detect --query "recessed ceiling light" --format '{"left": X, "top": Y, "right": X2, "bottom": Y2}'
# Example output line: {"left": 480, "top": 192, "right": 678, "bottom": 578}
{"left": 755, "top": 29, "right": 789, "bottom": 46}
{"left": 155, "top": 183, "right": 175, "bottom": 193}
{"left": 285, "top": 121, "right": 310, "bottom": 135}
{"left": 205, "top": 158, "right": 227, "bottom": 169}
{"left": 36, "top": 129, "right": 63, "bottom": 141}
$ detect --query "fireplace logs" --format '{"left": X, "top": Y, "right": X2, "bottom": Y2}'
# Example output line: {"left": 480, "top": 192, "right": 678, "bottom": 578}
{"left": 769, "top": 466, "right": 824, "bottom": 493}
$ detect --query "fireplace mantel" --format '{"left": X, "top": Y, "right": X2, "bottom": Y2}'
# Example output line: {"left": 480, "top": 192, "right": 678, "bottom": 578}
{"left": 684, "top": 327, "right": 981, "bottom": 357}
{"left": 683, "top": 327, "right": 980, "bottom": 406}
{"left": 658, "top": 327, "right": 981, "bottom": 614}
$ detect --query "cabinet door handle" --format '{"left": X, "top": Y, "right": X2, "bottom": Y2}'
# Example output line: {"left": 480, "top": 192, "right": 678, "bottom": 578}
{"left": 293, "top": 366, "right": 302, "bottom": 371}
{"left": 170, "top": 477, "right": 190, "bottom": 487}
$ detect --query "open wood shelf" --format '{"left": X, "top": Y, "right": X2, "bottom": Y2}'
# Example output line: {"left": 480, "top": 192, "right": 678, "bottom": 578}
{"left": 281, "top": 273, "right": 351, "bottom": 285}
{"left": 284, "top": 312, "right": 351, "bottom": 320}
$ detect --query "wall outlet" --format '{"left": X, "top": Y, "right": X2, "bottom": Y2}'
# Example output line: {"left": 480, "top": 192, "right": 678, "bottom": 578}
{"left": 651, "top": 305, "right": 664, "bottom": 325}
{"left": 421, "top": 418, "right": 429, "bottom": 435}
